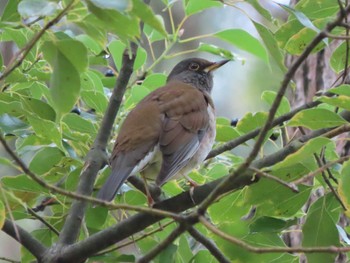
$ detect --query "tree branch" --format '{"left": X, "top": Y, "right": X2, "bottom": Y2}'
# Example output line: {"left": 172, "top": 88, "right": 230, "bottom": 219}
{"left": 137, "top": 224, "right": 186, "bottom": 263}
{"left": 2, "top": 219, "right": 47, "bottom": 259}
{"left": 199, "top": 216, "right": 350, "bottom": 254}
{"left": 188, "top": 226, "right": 231, "bottom": 263}
{"left": 57, "top": 43, "right": 138, "bottom": 246}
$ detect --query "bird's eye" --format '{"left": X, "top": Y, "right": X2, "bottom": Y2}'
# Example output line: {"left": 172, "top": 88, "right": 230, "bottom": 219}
{"left": 189, "top": 63, "right": 200, "bottom": 71}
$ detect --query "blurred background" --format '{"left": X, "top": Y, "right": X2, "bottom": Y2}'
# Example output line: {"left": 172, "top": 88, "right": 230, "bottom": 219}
{"left": 0, "top": 0, "right": 289, "bottom": 261}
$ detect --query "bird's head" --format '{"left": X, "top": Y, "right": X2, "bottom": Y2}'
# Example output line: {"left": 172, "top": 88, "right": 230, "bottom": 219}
{"left": 167, "top": 58, "right": 230, "bottom": 93}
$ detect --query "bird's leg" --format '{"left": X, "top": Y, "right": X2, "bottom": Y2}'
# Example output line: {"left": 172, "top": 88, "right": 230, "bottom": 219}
{"left": 183, "top": 173, "right": 198, "bottom": 205}
{"left": 141, "top": 174, "right": 155, "bottom": 207}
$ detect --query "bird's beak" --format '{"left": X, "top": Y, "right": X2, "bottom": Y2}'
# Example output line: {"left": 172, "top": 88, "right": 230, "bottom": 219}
{"left": 204, "top": 59, "right": 230, "bottom": 73}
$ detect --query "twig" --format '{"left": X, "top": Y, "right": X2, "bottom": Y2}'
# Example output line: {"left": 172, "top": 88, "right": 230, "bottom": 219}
{"left": 200, "top": 216, "right": 350, "bottom": 254}
{"left": 249, "top": 167, "right": 299, "bottom": 193}
{"left": 93, "top": 220, "right": 175, "bottom": 257}
{"left": 313, "top": 153, "right": 347, "bottom": 210}
{"left": 0, "top": 257, "right": 20, "bottom": 263}
{"left": 206, "top": 100, "right": 322, "bottom": 159}
{"left": 188, "top": 226, "right": 231, "bottom": 263}
{"left": 0, "top": 0, "right": 77, "bottom": 82}
{"left": 27, "top": 208, "right": 60, "bottom": 236}
{"left": 137, "top": 224, "right": 186, "bottom": 263}
{"left": 293, "top": 155, "right": 350, "bottom": 185}
{"left": 2, "top": 219, "right": 47, "bottom": 259}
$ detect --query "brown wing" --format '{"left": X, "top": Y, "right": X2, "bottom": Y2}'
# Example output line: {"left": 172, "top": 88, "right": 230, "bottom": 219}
{"left": 155, "top": 81, "right": 213, "bottom": 185}
{"left": 97, "top": 95, "right": 162, "bottom": 201}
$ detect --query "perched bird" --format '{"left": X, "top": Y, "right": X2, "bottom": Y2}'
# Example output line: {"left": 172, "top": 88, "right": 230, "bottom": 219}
{"left": 97, "top": 58, "right": 229, "bottom": 202}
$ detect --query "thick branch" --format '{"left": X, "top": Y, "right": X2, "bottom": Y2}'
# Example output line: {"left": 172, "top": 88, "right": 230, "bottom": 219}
{"left": 2, "top": 219, "right": 47, "bottom": 259}
{"left": 57, "top": 43, "right": 138, "bottom": 245}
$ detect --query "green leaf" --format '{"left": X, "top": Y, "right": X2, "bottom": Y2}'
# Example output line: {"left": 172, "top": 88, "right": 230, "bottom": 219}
{"left": 142, "top": 73, "right": 167, "bottom": 91}
{"left": 81, "top": 91, "right": 108, "bottom": 113}
{"left": 252, "top": 21, "right": 286, "bottom": 72}
{"left": 81, "top": 70, "right": 104, "bottom": 93}
{"left": 76, "top": 34, "right": 103, "bottom": 55}
{"left": 339, "top": 160, "right": 350, "bottom": 217}
{"left": 250, "top": 217, "right": 296, "bottom": 233}
{"left": 273, "top": 137, "right": 332, "bottom": 171}
{"left": 214, "top": 29, "right": 268, "bottom": 63}
{"left": 295, "top": 0, "right": 338, "bottom": 19}
{"left": 132, "top": 0, "right": 167, "bottom": 36}
{"left": 261, "top": 90, "right": 290, "bottom": 116}
{"left": 134, "top": 47, "right": 147, "bottom": 71}
{"left": 329, "top": 84, "right": 350, "bottom": 96}
{"left": 87, "top": 0, "right": 140, "bottom": 39}
{"left": 0, "top": 114, "right": 29, "bottom": 135}
{"left": 0, "top": 200, "right": 4, "bottom": 230}
{"left": 86, "top": 206, "right": 108, "bottom": 229}
{"left": 18, "top": 0, "right": 58, "bottom": 18}
{"left": 237, "top": 112, "right": 268, "bottom": 134}
{"left": 184, "top": 0, "right": 222, "bottom": 16}
{"left": 1, "top": 0, "right": 20, "bottom": 22}
{"left": 275, "top": 19, "right": 305, "bottom": 49}
{"left": 20, "top": 96, "right": 56, "bottom": 121}
{"left": 278, "top": 4, "right": 320, "bottom": 33}
{"left": 42, "top": 40, "right": 87, "bottom": 114}
{"left": 320, "top": 96, "right": 350, "bottom": 111}
{"left": 143, "top": 16, "right": 166, "bottom": 43}
{"left": 124, "top": 85, "right": 150, "bottom": 109}
{"left": 216, "top": 122, "right": 240, "bottom": 142}
{"left": 197, "top": 42, "right": 235, "bottom": 60}
{"left": 29, "top": 147, "right": 64, "bottom": 175}
{"left": 88, "top": 0, "right": 131, "bottom": 11}
{"left": 108, "top": 40, "right": 126, "bottom": 71}
{"left": 62, "top": 113, "right": 97, "bottom": 135}
{"left": 288, "top": 108, "right": 347, "bottom": 129}
{"left": 2, "top": 174, "right": 47, "bottom": 193}
{"left": 285, "top": 27, "right": 325, "bottom": 55}
{"left": 247, "top": 0, "right": 273, "bottom": 22}
{"left": 27, "top": 116, "right": 64, "bottom": 150}
{"left": 43, "top": 39, "right": 88, "bottom": 73}
{"left": 330, "top": 42, "right": 350, "bottom": 74}
{"left": 302, "top": 195, "right": 340, "bottom": 263}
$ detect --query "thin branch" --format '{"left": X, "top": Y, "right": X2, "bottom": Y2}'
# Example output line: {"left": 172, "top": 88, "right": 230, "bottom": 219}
{"left": 93, "top": 220, "right": 175, "bottom": 257}
{"left": 2, "top": 219, "right": 47, "bottom": 259}
{"left": 200, "top": 216, "right": 350, "bottom": 254}
{"left": 0, "top": 257, "right": 20, "bottom": 263}
{"left": 314, "top": 154, "right": 347, "bottom": 210}
{"left": 27, "top": 208, "right": 60, "bottom": 236}
{"left": 248, "top": 167, "right": 299, "bottom": 193}
{"left": 0, "top": 0, "right": 77, "bottom": 82}
{"left": 137, "top": 224, "right": 186, "bottom": 263}
{"left": 188, "top": 226, "right": 231, "bottom": 263}
{"left": 198, "top": 5, "right": 350, "bottom": 212}
{"left": 206, "top": 100, "right": 321, "bottom": 159}
{"left": 293, "top": 155, "right": 350, "bottom": 185}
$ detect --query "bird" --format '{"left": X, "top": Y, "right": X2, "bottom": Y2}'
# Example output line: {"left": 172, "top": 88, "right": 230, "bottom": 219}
{"left": 97, "top": 58, "right": 230, "bottom": 202}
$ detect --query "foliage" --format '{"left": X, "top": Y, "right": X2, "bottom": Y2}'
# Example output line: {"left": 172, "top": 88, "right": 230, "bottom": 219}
{"left": 0, "top": 0, "right": 349, "bottom": 262}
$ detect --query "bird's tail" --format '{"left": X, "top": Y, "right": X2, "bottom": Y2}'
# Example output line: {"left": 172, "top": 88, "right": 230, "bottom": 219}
{"left": 96, "top": 168, "right": 132, "bottom": 201}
